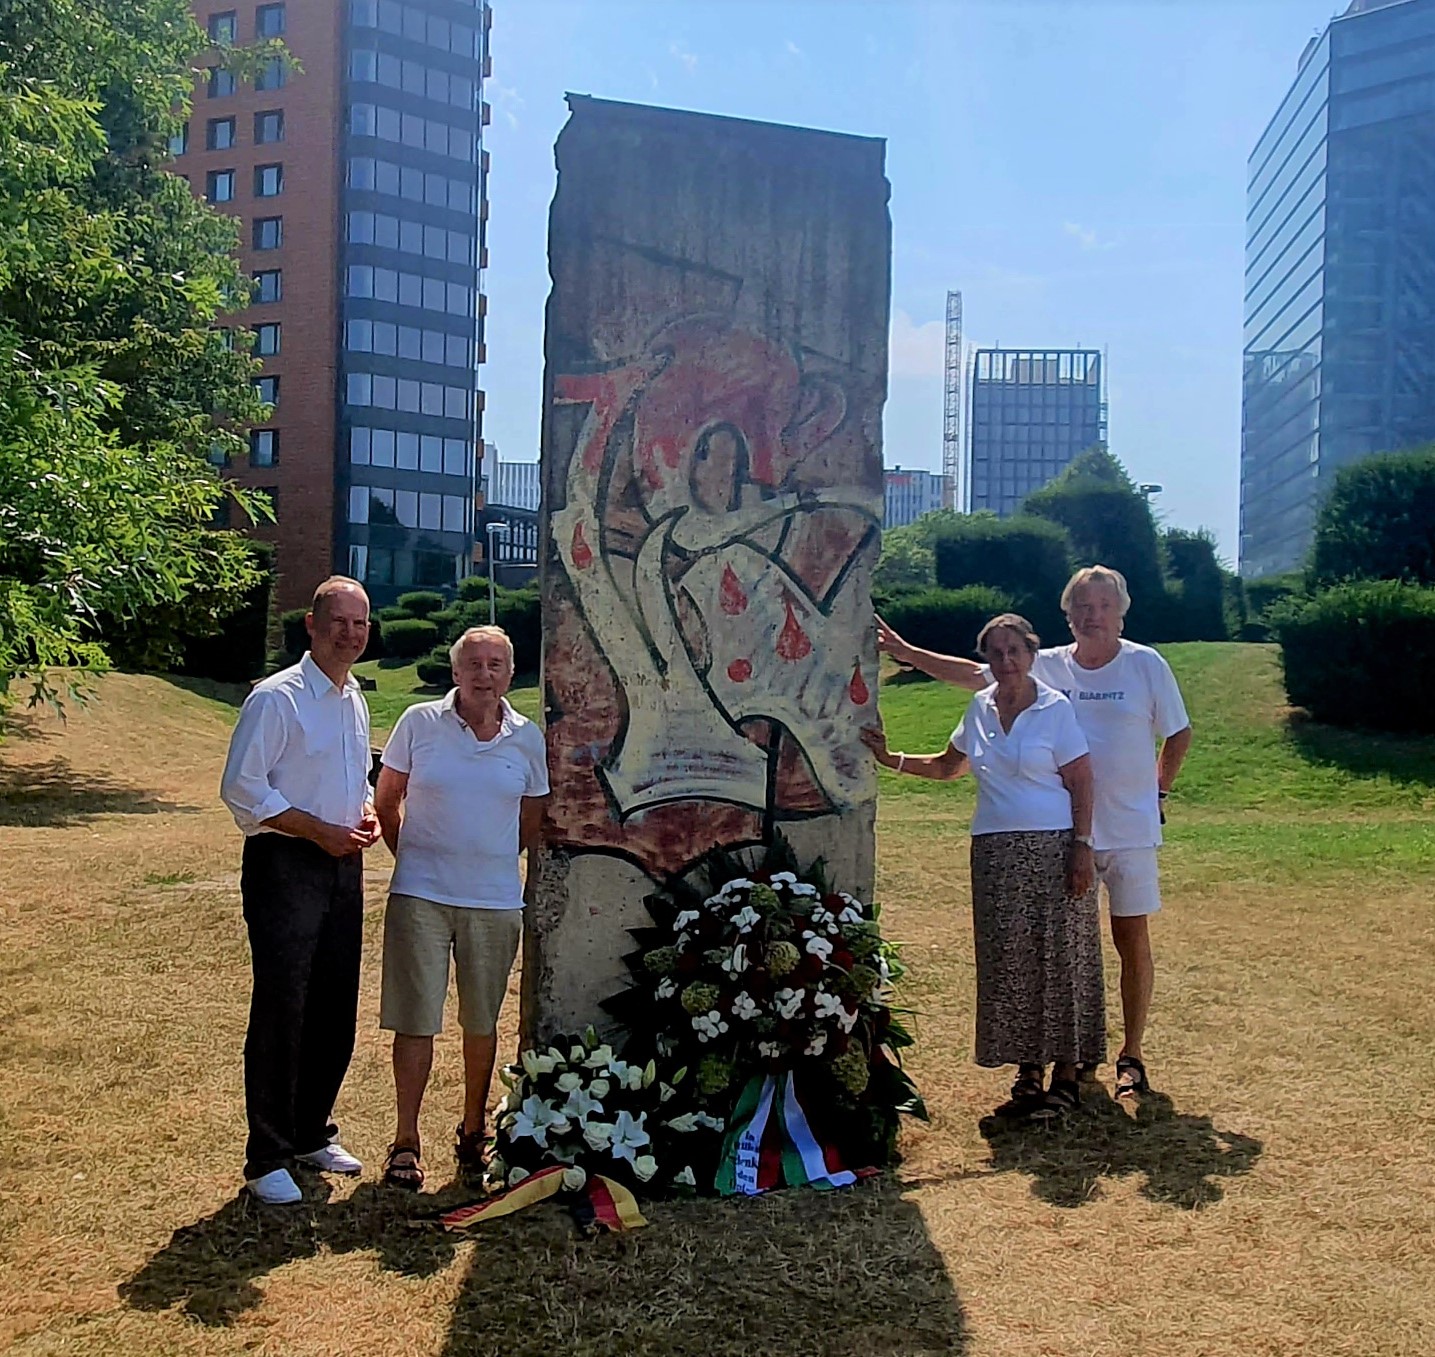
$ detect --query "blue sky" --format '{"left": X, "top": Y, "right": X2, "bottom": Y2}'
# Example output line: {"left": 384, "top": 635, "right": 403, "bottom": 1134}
{"left": 481, "top": 0, "right": 1341, "bottom": 562}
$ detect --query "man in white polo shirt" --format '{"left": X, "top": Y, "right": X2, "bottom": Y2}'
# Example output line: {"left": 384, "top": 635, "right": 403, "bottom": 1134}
{"left": 876, "top": 564, "right": 1192, "bottom": 1096}
{"left": 372, "top": 625, "right": 549, "bottom": 1190}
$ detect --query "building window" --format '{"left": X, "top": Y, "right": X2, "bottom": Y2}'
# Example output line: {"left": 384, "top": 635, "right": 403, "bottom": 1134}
{"left": 250, "top": 430, "right": 279, "bottom": 466}
{"left": 252, "top": 269, "right": 282, "bottom": 303}
{"left": 205, "top": 169, "right": 236, "bottom": 203}
{"left": 256, "top": 3, "right": 286, "bottom": 37}
{"left": 254, "top": 57, "right": 287, "bottom": 91}
{"left": 348, "top": 544, "right": 369, "bottom": 581}
{"left": 207, "top": 67, "right": 236, "bottom": 98}
{"left": 168, "top": 123, "right": 189, "bottom": 156}
{"left": 253, "top": 216, "right": 283, "bottom": 250}
{"left": 255, "top": 375, "right": 280, "bottom": 406}
{"left": 208, "top": 10, "right": 237, "bottom": 42}
{"left": 254, "top": 109, "right": 284, "bottom": 144}
{"left": 205, "top": 116, "right": 235, "bottom": 150}
{"left": 254, "top": 323, "right": 281, "bottom": 356}
{"left": 254, "top": 163, "right": 283, "bottom": 197}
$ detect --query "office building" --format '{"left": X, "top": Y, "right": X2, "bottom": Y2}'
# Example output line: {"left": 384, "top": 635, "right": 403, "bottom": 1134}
{"left": 174, "top": 0, "right": 492, "bottom": 608}
{"left": 486, "top": 447, "right": 542, "bottom": 511}
{"left": 1242, "top": 0, "right": 1435, "bottom": 578}
{"left": 966, "top": 349, "right": 1105, "bottom": 516}
{"left": 883, "top": 467, "right": 949, "bottom": 528}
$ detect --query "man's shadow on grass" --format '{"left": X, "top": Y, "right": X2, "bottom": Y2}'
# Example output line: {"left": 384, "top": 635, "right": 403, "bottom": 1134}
{"left": 979, "top": 1085, "right": 1262, "bottom": 1210}
{"left": 0, "top": 758, "right": 197, "bottom": 827}
{"left": 121, "top": 1174, "right": 969, "bottom": 1356}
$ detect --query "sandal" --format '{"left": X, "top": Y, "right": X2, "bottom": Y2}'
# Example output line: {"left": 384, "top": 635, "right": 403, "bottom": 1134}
{"left": 1033, "top": 1077, "right": 1080, "bottom": 1120}
{"left": 454, "top": 1121, "right": 488, "bottom": 1176}
{"left": 1115, "top": 1055, "right": 1150, "bottom": 1098}
{"left": 994, "top": 1064, "right": 1046, "bottom": 1118}
{"left": 383, "top": 1143, "right": 424, "bottom": 1192}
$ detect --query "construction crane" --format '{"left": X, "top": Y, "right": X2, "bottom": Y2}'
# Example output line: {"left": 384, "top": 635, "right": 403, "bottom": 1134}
{"left": 942, "top": 290, "right": 963, "bottom": 511}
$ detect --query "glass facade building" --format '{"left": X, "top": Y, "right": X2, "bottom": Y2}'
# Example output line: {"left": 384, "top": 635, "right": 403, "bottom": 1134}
{"left": 1242, "top": 0, "right": 1435, "bottom": 578}
{"left": 882, "top": 467, "right": 949, "bottom": 528}
{"left": 966, "top": 349, "right": 1105, "bottom": 516}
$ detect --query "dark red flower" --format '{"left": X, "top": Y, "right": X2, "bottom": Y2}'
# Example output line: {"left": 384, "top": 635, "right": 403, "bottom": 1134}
{"left": 832, "top": 949, "right": 855, "bottom": 970}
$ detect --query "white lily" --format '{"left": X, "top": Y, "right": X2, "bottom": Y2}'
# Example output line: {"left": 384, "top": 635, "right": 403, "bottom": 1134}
{"left": 665, "top": 1112, "right": 699, "bottom": 1133}
{"left": 510, "top": 1094, "right": 568, "bottom": 1148}
{"left": 730, "top": 991, "right": 760, "bottom": 1022}
{"left": 770, "top": 872, "right": 798, "bottom": 886}
{"left": 790, "top": 882, "right": 820, "bottom": 897}
{"left": 805, "top": 1031, "right": 829, "bottom": 1057}
{"left": 838, "top": 905, "right": 863, "bottom": 925}
{"left": 718, "top": 877, "right": 754, "bottom": 895}
{"left": 562, "top": 1165, "right": 587, "bottom": 1191}
{"left": 774, "top": 987, "right": 805, "bottom": 1020}
{"left": 520, "top": 1050, "right": 557, "bottom": 1079}
{"left": 582, "top": 1119, "right": 615, "bottom": 1151}
{"left": 803, "top": 933, "right": 834, "bottom": 961}
{"left": 659, "top": 1081, "right": 677, "bottom": 1103}
{"left": 721, "top": 944, "right": 750, "bottom": 978}
{"left": 878, "top": 955, "right": 892, "bottom": 982}
{"left": 588, "top": 1077, "right": 611, "bottom": 1098}
{"left": 556, "top": 1071, "right": 583, "bottom": 1093}
{"left": 813, "top": 989, "right": 845, "bottom": 1021}
{"left": 838, "top": 891, "right": 864, "bottom": 913}
{"left": 674, "top": 908, "right": 701, "bottom": 931}
{"left": 693, "top": 1112, "right": 726, "bottom": 1131}
{"left": 609, "top": 1109, "right": 651, "bottom": 1163}
{"left": 569, "top": 1044, "right": 587, "bottom": 1063}
{"left": 656, "top": 977, "right": 677, "bottom": 1000}
{"left": 562, "top": 1085, "right": 605, "bottom": 1121}
{"left": 693, "top": 1009, "right": 730, "bottom": 1042}
{"left": 632, "top": 1154, "right": 659, "bottom": 1182}
{"left": 583, "top": 1044, "right": 614, "bottom": 1069}
{"left": 837, "top": 1005, "right": 859, "bottom": 1033}
{"left": 729, "top": 905, "right": 761, "bottom": 933}
{"left": 673, "top": 1165, "right": 697, "bottom": 1188}
{"left": 758, "top": 1040, "right": 785, "bottom": 1059}
{"left": 606, "top": 1058, "right": 634, "bottom": 1086}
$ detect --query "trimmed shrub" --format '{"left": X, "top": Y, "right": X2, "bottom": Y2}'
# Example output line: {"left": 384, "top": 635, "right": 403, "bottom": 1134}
{"left": 932, "top": 515, "right": 1071, "bottom": 642}
{"left": 376, "top": 604, "right": 412, "bottom": 623}
{"left": 395, "top": 590, "right": 447, "bottom": 618}
{"left": 1162, "top": 528, "right": 1229, "bottom": 641}
{"left": 1241, "top": 572, "right": 1304, "bottom": 642}
{"left": 416, "top": 646, "right": 452, "bottom": 688}
{"left": 879, "top": 586, "right": 1018, "bottom": 659}
{"left": 457, "top": 573, "right": 492, "bottom": 603}
{"left": 381, "top": 616, "right": 441, "bottom": 658}
{"left": 1311, "top": 445, "right": 1435, "bottom": 587}
{"left": 1271, "top": 580, "right": 1435, "bottom": 732}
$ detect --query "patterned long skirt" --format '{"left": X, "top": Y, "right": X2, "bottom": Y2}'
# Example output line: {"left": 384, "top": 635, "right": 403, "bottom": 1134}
{"left": 970, "top": 829, "right": 1105, "bottom": 1068}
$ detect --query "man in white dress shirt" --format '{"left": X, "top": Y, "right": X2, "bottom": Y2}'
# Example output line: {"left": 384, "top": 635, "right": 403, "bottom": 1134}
{"left": 876, "top": 565, "right": 1192, "bottom": 1094}
{"left": 220, "top": 576, "right": 380, "bottom": 1204}
{"left": 373, "top": 626, "right": 549, "bottom": 1190}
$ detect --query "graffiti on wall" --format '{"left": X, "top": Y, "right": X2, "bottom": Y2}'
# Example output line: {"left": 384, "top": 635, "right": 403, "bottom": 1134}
{"left": 545, "top": 315, "right": 882, "bottom": 878}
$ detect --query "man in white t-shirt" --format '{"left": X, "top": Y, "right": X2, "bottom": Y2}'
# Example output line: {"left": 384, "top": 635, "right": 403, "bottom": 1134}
{"left": 373, "top": 625, "right": 549, "bottom": 1189}
{"left": 876, "top": 565, "right": 1192, "bottom": 1095}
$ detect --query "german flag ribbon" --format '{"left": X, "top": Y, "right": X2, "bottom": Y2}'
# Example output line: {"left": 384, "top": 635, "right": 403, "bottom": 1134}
{"left": 439, "top": 1166, "right": 647, "bottom": 1233}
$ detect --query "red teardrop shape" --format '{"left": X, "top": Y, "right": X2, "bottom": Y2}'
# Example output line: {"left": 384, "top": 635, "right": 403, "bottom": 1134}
{"left": 571, "top": 521, "right": 593, "bottom": 570}
{"left": 727, "top": 657, "right": 753, "bottom": 683}
{"left": 775, "top": 597, "right": 812, "bottom": 662}
{"left": 848, "top": 661, "right": 869, "bottom": 705}
{"left": 719, "top": 564, "right": 749, "bottom": 616}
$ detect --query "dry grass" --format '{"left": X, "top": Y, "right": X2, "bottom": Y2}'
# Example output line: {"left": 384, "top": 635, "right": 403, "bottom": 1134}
{"left": 2, "top": 661, "right": 1433, "bottom": 1357}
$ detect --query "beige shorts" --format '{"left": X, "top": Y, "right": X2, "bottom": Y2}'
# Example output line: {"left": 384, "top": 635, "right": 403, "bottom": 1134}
{"left": 380, "top": 893, "right": 522, "bottom": 1036}
{"left": 1094, "top": 848, "right": 1162, "bottom": 918}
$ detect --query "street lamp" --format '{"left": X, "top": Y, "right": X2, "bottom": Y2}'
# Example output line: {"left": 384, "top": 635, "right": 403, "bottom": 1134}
{"left": 1138, "top": 482, "right": 1163, "bottom": 501}
{"left": 484, "top": 521, "right": 510, "bottom": 625}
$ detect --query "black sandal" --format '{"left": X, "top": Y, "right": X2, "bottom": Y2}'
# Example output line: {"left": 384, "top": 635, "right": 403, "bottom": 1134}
{"left": 1115, "top": 1055, "right": 1150, "bottom": 1098}
{"left": 383, "top": 1144, "right": 424, "bottom": 1192}
{"left": 994, "top": 1064, "right": 1046, "bottom": 1118}
{"left": 1033, "top": 1077, "right": 1080, "bottom": 1120}
{"left": 454, "top": 1121, "right": 488, "bottom": 1176}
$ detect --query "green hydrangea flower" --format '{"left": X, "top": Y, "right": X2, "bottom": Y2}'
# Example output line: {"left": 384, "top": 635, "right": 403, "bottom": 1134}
{"left": 751, "top": 1014, "right": 777, "bottom": 1036}
{"left": 697, "top": 1054, "right": 736, "bottom": 1096}
{"left": 848, "top": 963, "right": 880, "bottom": 997}
{"left": 644, "top": 945, "right": 680, "bottom": 975}
{"left": 848, "top": 932, "right": 882, "bottom": 961}
{"left": 681, "top": 981, "right": 722, "bottom": 1015}
{"left": 704, "top": 948, "right": 730, "bottom": 969}
{"left": 765, "top": 940, "right": 801, "bottom": 978}
{"left": 830, "top": 1048, "right": 870, "bottom": 1096}
{"left": 749, "top": 883, "right": 781, "bottom": 915}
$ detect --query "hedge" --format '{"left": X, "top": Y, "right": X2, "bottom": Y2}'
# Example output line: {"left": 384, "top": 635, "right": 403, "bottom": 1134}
{"left": 879, "top": 585, "right": 1018, "bottom": 659}
{"left": 416, "top": 646, "right": 452, "bottom": 688}
{"left": 931, "top": 515, "right": 1071, "bottom": 643}
{"left": 1310, "top": 445, "right": 1435, "bottom": 588}
{"left": 280, "top": 605, "right": 385, "bottom": 664}
{"left": 381, "top": 616, "right": 441, "bottom": 658}
{"left": 1240, "top": 573, "right": 1304, "bottom": 642}
{"left": 1271, "top": 580, "right": 1435, "bottom": 732}
{"left": 395, "top": 590, "right": 447, "bottom": 618}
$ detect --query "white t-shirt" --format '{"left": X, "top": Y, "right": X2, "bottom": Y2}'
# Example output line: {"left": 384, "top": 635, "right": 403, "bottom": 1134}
{"left": 381, "top": 692, "right": 550, "bottom": 909}
{"left": 951, "top": 681, "right": 1090, "bottom": 837}
{"left": 1027, "top": 641, "right": 1189, "bottom": 851}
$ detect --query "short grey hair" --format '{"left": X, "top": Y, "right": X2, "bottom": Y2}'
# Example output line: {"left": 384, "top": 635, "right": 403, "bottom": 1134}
{"left": 449, "top": 625, "right": 515, "bottom": 667}
{"left": 976, "top": 613, "right": 1041, "bottom": 658}
{"left": 1061, "top": 565, "right": 1131, "bottom": 617}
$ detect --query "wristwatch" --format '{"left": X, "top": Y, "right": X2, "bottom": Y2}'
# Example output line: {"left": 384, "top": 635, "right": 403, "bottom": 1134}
{"left": 1075, "top": 834, "right": 1095, "bottom": 848}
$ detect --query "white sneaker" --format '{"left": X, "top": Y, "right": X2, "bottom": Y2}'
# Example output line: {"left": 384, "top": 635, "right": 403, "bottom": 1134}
{"left": 296, "top": 1143, "right": 363, "bottom": 1176}
{"left": 245, "top": 1168, "right": 302, "bottom": 1204}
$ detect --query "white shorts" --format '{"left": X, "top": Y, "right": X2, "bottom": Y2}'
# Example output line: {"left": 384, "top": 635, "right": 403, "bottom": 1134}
{"left": 1094, "top": 848, "right": 1162, "bottom": 918}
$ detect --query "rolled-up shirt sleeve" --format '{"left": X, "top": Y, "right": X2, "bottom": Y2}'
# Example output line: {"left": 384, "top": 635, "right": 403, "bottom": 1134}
{"left": 220, "top": 691, "right": 294, "bottom": 833}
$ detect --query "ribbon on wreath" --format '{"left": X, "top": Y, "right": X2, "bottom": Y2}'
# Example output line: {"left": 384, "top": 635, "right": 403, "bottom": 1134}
{"left": 714, "top": 1071, "right": 863, "bottom": 1196}
{"left": 439, "top": 1165, "right": 647, "bottom": 1233}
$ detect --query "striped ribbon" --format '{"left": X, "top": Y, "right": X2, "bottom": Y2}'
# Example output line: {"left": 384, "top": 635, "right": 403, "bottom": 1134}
{"left": 440, "top": 1165, "right": 647, "bottom": 1233}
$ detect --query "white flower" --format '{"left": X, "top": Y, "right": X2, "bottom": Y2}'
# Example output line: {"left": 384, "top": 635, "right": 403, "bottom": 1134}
{"left": 659, "top": 1081, "right": 677, "bottom": 1103}
{"left": 809, "top": 907, "right": 839, "bottom": 935}
{"left": 583, "top": 1044, "right": 614, "bottom": 1070}
{"left": 693, "top": 1009, "right": 730, "bottom": 1042}
{"left": 674, "top": 908, "right": 700, "bottom": 931}
{"left": 878, "top": 955, "right": 892, "bottom": 983}
{"left": 588, "top": 1077, "right": 611, "bottom": 1098}
{"left": 562, "top": 1165, "right": 587, "bottom": 1191}
{"left": 510, "top": 1094, "right": 568, "bottom": 1148}
{"left": 508, "top": 1166, "right": 530, "bottom": 1186}
{"left": 789, "top": 882, "right": 820, "bottom": 897}
{"left": 837, "top": 1006, "right": 859, "bottom": 1033}
{"left": 758, "top": 1040, "right": 785, "bottom": 1059}
{"left": 730, "top": 991, "right": 760, "bottom": 1022}
{"left": 583, "top": 1119, "right": 615, "bottom": 1151}
{"left": 556, "top": 1071, "right": 583, "bottom": 1093}
{"left": 838, "top": 906, "right": 863, "bottom": 925}
{"left": 673, "top": 1165, "right": 697, "bottom": 1188}
{"left": 609, "top": 1109, "right": 651, "bottom": 1163}
{"left": 774, "top": 987, "right": 805, "bottom": 1020}
{"left": 729, "top": 905, "right": 761, "bottom": 933}
{"left": 665, "top": 1112, "right": 699, "bottom": 1133}
{"left": 838, "top": 892, "right": 864, "bottom": 914}
{"left": 804, "top": 1031, "right": 829, "bottom": 1057}
{"left": 569, "top": 1045, "right": 587, "bottom": 1063}
{"left": 770, "top": 872, "right": 798, "bottom": 886}
{"left": 562, "top": 1086, "right": 604, "bottom": 1121}
{"left": 803, "top": 933, "right": 834, "bottom": 961}
{"left": 606, "top": 1058, "right": 634, "bottom": 1085}
{"left": 693, "top": 1112, "right": 726, "bottom": 1131}
{"left": 632, "top": 1154, "right": 659, "bottom": 1182}
{"left": 520, "top": 1050, "right": 557, "bottom": 1079}
{"left": 718, "top": 877, "right": 754, "bottom": 895}
{"left": 627, "top": 1065, "right": 645, "bottom": 1090}
{"left": 813, "top": 989, "right": 845, "bottom": 1021}
{"left": 655, "top": 977, "right": 677, "bottom": 1001}
{"left": 675, "top": 931, "right": 693, "bottom": 950}
{"left": 721, "top": 944, "right": 750, "bottom": 978}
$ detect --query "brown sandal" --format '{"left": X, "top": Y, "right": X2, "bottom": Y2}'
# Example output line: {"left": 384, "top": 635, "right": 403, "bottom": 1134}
{"left": 383, "top": 1143, "right": 424, "bottom": 1192}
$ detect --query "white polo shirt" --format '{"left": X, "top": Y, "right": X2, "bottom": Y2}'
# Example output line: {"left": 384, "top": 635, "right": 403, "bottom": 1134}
{"left": 950, "top": 681, "right": 1089, "bottom": 837}
{"left": 381, "top": 691, "right": 550, "bottom": 909}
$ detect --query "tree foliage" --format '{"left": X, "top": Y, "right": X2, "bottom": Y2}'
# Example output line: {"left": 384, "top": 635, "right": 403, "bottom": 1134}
{"left": 1310, "top": 445, "right": 1435, "bottom": 588}
{"left": 874, "top": 509, "right": 965, "bottom": 595}
{"left": 930, "top": 513, "right": 1073, "bottom": 643}
{"left": 1161, "top": 528, "right": 1229, "bottom": 642}
{"left": 0, "top": 0, "right": 277, "bottom": 722}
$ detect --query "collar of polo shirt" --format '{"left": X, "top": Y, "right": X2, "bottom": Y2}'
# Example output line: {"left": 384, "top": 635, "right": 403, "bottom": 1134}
{"left": 442, "top": 687, "right": 519, "bottom": 740}
{"left": 300, "top": 651, "right": 359, "bottom": 696}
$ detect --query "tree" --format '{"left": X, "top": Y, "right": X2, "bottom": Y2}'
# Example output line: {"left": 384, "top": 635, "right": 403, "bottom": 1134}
{"left": 0, "top": 1, "right": 279, "bottom": 722}
{"left": 873, "top": 508, "right": 965, "bottom": 596}
{"left": 1310, "top": 445, "right": 1435, "bottom": 588}
{"left": 1161, "top": 528, "right": 1230, "bottom": 641}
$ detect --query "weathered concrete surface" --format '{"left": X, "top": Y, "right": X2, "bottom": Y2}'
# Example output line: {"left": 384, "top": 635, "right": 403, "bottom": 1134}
{"left": 525, "top": 96, "right": 890, "bottom": 1041}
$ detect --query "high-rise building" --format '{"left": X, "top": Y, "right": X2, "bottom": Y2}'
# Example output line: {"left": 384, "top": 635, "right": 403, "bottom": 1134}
{"left": 174, "top": 0, "right": 492, "bottom": 608}
{"left": 882, "top": 467, "right": 949, "bottom": 528}
{"left": 1242, "top": 0, "right": 1435, "bottom": 578}
{"left": 966, "top": 349, "right": 1105, "bottom": 516}
{"left": 487, "top": 448, "right": 542, "bottom": 511}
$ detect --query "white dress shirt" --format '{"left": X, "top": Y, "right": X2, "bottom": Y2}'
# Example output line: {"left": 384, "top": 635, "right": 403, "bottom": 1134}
{"left": 220, "top": 653, "right": 372, "bottom": 837}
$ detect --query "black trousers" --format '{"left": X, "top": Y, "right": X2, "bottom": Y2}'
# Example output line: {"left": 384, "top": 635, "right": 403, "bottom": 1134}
{"left": 241, "top": 835, "right": 363, "bottom": 1180}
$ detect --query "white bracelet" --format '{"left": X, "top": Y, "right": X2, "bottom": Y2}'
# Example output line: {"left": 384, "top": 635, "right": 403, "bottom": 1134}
{"left": 896, "top": 753, "right": 906, "bottom": 774}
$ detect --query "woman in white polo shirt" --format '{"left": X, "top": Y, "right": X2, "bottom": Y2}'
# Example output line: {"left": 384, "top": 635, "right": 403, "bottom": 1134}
{"left": 373, "top": 625, "right": 549, "bottom": 1190}
{"left": 862, "top": 613, "right": 1102, "bottom": 1119}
